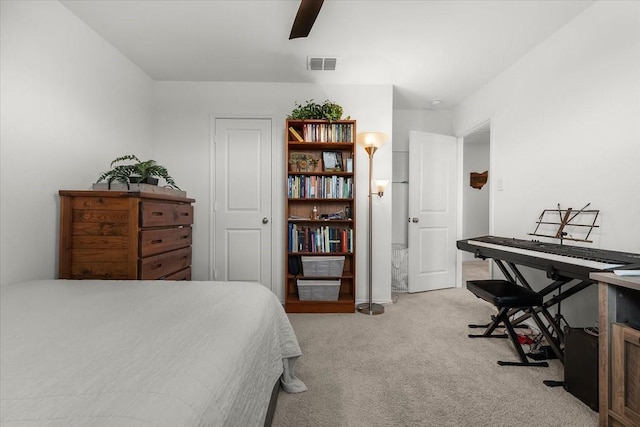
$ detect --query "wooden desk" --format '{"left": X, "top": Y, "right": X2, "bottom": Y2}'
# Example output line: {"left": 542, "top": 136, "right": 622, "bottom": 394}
{"left": 591, "top": 272, "right": 640, "bottom": 427}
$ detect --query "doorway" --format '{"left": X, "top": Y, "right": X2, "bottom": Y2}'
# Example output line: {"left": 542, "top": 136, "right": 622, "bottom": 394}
{"left": 461, "top": 122, "right": 491, "bottom": 284}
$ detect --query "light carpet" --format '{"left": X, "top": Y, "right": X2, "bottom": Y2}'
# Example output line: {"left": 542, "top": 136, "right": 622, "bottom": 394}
{"left": 272, "top": 287, "right": 598, "bottom": 427}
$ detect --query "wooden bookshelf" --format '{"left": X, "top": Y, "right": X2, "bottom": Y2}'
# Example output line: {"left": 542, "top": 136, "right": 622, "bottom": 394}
{"left": 285, "top": 119, "right": 356, "bottom": 313}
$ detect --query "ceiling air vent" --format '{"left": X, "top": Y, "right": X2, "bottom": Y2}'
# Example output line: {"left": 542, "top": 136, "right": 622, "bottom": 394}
{"left": 308, "top": 56, "right": 338, "bottom": 71}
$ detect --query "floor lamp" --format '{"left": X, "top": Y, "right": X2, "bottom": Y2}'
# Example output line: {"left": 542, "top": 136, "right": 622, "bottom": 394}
{"left": 356, "top": 132, "right": 388, "bottom": 315}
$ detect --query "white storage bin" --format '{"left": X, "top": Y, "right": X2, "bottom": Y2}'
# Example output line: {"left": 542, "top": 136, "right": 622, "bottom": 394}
{"left": 301, "top": 256, "right": 345, "bottom": 277}
{"left": 297, "top": 279, "right": 340, "bottom": 301}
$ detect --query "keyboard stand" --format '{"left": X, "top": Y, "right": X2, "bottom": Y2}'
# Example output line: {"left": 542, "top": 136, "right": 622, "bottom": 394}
{"left": 457, "top": 234, "right": 640, "bottom": 366}
{"left": 490, "top": 258, "right": 566, "bottom": 363}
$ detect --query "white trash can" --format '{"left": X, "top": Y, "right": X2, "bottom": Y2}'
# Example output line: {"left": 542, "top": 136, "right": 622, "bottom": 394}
{"left": 391, "top": 244, "right": 408, "bottom": 293}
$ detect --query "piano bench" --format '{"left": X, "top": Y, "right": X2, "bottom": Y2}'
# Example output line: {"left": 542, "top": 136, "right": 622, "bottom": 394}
{"left": 467, "top": 279, "right": 542, "bottom": 309}
{"left": 467, "top": 279, "right": 548, "bottom": 367}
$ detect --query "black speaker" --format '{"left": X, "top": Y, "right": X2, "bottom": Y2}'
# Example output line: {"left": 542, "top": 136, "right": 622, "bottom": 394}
{"left": 563, "top": 327, "right": 599, "bottom": 411}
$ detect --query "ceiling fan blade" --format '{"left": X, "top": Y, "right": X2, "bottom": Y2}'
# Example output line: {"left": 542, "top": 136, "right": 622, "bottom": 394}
{"left": 289, "top": 0, "right": 324, "bottom": 39}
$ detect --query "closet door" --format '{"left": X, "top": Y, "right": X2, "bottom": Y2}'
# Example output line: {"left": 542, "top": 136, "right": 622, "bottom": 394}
{"left": 213, "top": 118, "right": 273, "bottom": 288}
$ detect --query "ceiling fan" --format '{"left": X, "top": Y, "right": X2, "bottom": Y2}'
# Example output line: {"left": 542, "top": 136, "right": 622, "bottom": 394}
{"left": 289, "top": 0, "right": 324, "bottom": 39}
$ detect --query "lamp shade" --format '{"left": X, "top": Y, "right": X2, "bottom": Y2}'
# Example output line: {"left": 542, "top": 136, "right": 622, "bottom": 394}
{"left": 357, "top": 132, "right": 387, "bottom": 149}
{"left": 375, "top": 180, "right": 389, "bottom": 194}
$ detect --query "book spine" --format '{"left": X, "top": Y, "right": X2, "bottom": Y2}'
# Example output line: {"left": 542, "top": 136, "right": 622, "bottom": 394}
{"left": 289, "top": 127, "right": 304, "bottom": 142}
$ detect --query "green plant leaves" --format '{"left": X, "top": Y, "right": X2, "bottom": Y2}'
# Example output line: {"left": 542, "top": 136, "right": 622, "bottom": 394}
{"left": 96, "top": 155, "right": 180, "bottom": 190}
{"left": 322, "top": 102, "right": 343, "bottom": 122}
{"left": 288, "top": 100, "right": 344, "bottom": 121}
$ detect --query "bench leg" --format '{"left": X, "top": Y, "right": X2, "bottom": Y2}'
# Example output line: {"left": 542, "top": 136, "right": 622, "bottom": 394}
{"left": 498, "top": 315, "right": 548, "bottom": 367}
{"left": 469, "top": 321, "right": 529, "bottom": 329}
{"left": 469, "top": 307, "right": 549, "bottom": 367}
{"left": 529, "top": 309, "right": 564, "bottom": 364}
{"left": 468, "top": 308, "right": 509, "bottom": 338}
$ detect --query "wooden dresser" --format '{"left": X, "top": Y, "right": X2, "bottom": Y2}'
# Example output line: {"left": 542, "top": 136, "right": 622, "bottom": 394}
{"left": 59, "top": 190, "right": 195, "bottom": 280}
{"left": 591, "top": 272, "right": 640, "bottom": 427}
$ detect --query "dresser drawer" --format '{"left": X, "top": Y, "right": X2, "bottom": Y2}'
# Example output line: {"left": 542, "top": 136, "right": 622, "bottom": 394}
{"left": 164, "top": 267, "right": 192, "bottom": 281}
{"left": 140, "top": 247, "right": 192, "bottom": 280}
{"left": 140, "top": 202, "right": 193, "bottom": 227}
{"left": 70, "top": 261, "right": 130, "bottom": 280}
{"left": 140, "top": 227, "right": 192, "bottom": 256}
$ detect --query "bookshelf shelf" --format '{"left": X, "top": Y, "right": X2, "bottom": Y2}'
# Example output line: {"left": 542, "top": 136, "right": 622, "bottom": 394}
{"left": 285, "top": 119, "right": 357, "bottom": 313}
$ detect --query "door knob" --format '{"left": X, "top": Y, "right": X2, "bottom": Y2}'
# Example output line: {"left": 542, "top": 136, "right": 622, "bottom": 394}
{"left": 412, "top": 218, "right": 419, "bottom": 223}
{"left": 262, "top": 217, "right": 269, "bottom": 224}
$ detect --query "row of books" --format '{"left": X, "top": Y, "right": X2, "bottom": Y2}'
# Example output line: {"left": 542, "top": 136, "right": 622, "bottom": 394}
{"left": 288, "top": 175, "right": 353, "bottom": 199}
{"left": 289, "top": 124, "right": 354, "bottom": 143}
{"left": 288, "top": 223, "right": 354, "bottom": 253}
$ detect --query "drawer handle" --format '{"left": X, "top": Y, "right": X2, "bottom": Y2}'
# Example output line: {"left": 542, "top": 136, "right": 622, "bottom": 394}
{"left": 151, "top": 212, "right": 163, "bottom": 217}
{"left": 180, "top": 212, "right": 190, "bottom": 217}
{"left": 150, "top": 263, "right": 162, "bottom": 270}
{"left": 150, "top": 239, "right": 163, "bottom": 245}
{"left": 180, "top": 235, "right": 189, "bottom": 240}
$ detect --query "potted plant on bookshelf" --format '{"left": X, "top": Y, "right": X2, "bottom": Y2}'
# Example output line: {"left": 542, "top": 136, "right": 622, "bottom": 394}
{"left": 288, "top": 100, "right": 345, "bottom": 122}
{"left": 289, "top": 153, "right": 301, "bottom": 171}
{"left": 297, "top": 156, "right": 308, "bottom": 172}
{"left": 308, "top": 157, "right": 319, "bottom": 171}
{"left": 290, "top": 153, "right": 311, "bottom": 172}
{"left": 96, "top": 154, "right": 180, "bottom": 190}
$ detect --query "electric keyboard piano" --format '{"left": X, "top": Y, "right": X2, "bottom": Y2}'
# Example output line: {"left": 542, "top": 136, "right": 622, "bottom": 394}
{"left": 457, "top": 235, "right": 640, "bottom": 282}
{"left": 457, "top": 236, "right": 640, "bottom": 357}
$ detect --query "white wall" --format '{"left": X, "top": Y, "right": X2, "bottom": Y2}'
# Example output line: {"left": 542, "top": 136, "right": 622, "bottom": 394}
{"left": 461, "top": 141, "right": 490, "bottom": 260}
{"left": 0, "top": 1, "right": 154, "bottom": 286}
{"left": 453, "top": 0, "right": 640, "bottom": 325}
{"left": 153, "top": 82, "right": 394, "bottom": 303}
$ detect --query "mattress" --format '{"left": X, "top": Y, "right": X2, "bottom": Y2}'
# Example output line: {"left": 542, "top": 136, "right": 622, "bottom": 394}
{"left": 0, "top": 280, "right": 306, "bottom": 426}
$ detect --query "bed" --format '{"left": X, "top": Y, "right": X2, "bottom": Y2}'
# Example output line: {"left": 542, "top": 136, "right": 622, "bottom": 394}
{"left": 0, "top": 279, "right": 306, "bottom": 426}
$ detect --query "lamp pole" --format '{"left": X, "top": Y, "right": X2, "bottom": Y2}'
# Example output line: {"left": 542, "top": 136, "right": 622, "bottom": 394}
{"left": 356, "top": 145, "right": 384, "bottom": 315}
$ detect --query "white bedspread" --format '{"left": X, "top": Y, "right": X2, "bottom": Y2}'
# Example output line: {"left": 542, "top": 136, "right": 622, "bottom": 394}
{"left": 1, "top": 280, "right": 306, "bottom": 426}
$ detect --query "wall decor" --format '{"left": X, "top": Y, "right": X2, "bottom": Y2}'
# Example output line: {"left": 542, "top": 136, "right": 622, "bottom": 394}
{"left": 470, "top": 171, "right": 488, "bottom": 189}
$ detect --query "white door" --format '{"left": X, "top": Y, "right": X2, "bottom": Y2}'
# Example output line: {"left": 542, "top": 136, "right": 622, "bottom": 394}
{"left": 214, "top": 118, "right": 272, "bottom": 288}
{"left": 408, "top": 131, "right": 457, "bottom": 292}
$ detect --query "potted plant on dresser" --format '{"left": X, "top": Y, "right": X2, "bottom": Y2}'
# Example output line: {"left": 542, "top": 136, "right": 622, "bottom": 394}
{"left": 94, "top": 154, "right": 184, "bottom": 196}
